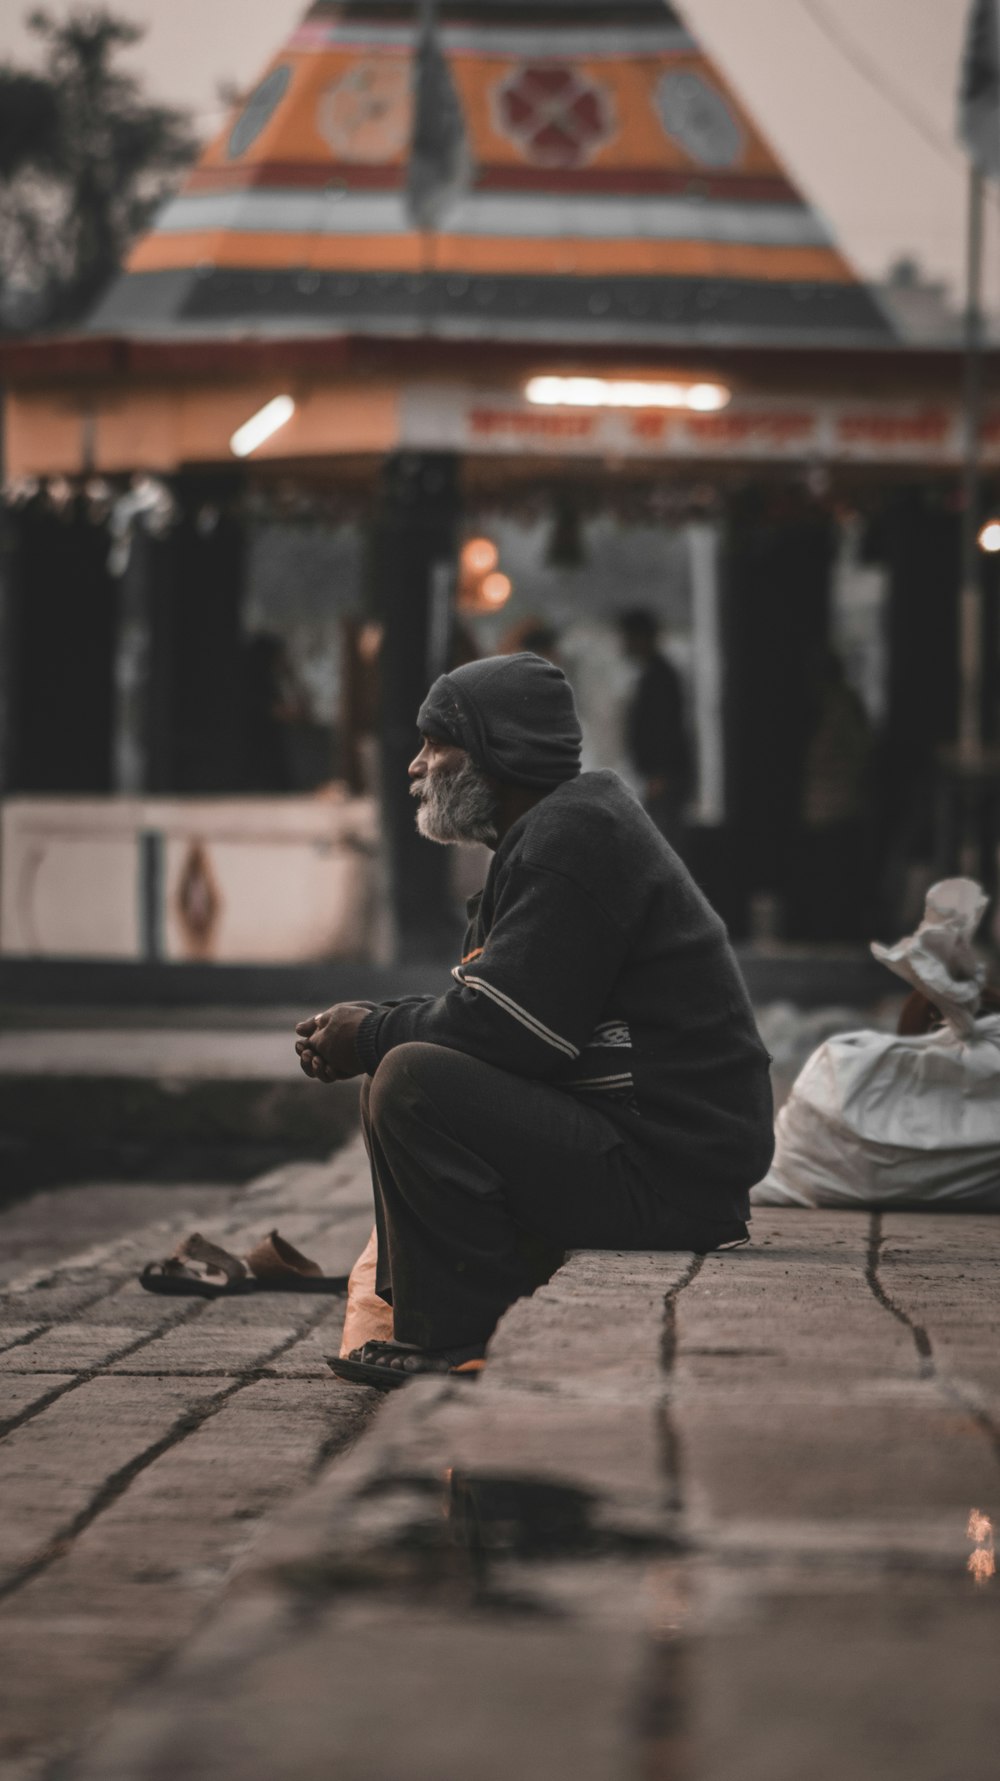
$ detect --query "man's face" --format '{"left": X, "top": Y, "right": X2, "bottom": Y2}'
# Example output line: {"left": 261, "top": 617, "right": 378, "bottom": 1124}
{"left": 408, "top": 735, "right": 500, "bottom": 846}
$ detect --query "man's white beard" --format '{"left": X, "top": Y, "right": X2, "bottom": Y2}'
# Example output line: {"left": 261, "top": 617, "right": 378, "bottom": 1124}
{"left": 411, "top": 755, "right": 499, "bottom": 846}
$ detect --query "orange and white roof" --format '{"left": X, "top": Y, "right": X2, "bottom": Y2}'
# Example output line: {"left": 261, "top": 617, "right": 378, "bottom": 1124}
{"left": 91, "top": 0, "right": 891, "bottom": 346}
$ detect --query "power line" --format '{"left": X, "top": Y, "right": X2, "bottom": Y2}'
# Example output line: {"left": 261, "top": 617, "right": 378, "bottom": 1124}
{"left": 797, "top": 0, "right": 1000, "bottom": 275}
{"left": 797, "top": 0, "right": 964, "bottom": 174}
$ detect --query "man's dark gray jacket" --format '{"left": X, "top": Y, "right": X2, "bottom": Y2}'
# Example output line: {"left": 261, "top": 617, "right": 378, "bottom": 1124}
{"left": 356, "top": 770, "right": 774, "bottom": 1222}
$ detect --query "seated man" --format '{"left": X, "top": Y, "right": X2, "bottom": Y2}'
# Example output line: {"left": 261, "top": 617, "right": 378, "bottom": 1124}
{"left": 295, "top": 652, "right": 774, "bottom": 1387}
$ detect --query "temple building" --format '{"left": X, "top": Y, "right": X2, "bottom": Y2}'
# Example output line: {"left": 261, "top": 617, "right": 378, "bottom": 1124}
{"left": 1, "top": 0, "right": 997, "bottom": 965}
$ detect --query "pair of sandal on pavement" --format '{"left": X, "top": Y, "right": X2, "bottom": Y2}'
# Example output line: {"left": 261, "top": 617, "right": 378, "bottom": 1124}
{"left": 139, "top": 1230, "right": 485, "bottom": 1389}
{"left": 140, "top": 1229, "right": 349, "bottom": 1298}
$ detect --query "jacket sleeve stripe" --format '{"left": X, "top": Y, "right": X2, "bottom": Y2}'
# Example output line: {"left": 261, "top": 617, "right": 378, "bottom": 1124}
{"left": 451, "top": 968, "right": 580, "bottom": 1060}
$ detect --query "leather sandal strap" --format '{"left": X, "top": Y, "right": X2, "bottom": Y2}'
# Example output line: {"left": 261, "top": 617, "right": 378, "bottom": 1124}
{"left": 174, "top": 1233, "right": 248, "bottom": 1284}
{"left": 353, "top": 1340, "right": 423, "bottom": 1362}
{"left": 244, "top": 1229, "right": 323, "bottom": 1284}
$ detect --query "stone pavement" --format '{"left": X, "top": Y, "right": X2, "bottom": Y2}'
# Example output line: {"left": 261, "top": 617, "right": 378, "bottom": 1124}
{"left": 0, "top": 1141, "right": 379, "bottom": 1781}
{"left": 1, "top": 1140, "right": 998, "bottom": 1780}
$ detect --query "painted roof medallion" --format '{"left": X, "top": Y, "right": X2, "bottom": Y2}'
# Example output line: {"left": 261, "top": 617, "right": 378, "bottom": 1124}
{"left": 493, "top": 63, "right": 616, "bottom": 168}
{"left": 316, "top": 59, "right": 412, "bottom": 161}
{"left": 654, "top": 69, "right": 745, "bottom": 169}
{"left": 228, "top": 64, "right": 292, "bottom": 161}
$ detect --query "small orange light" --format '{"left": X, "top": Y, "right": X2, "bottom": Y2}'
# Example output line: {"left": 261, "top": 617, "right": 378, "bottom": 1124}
{"left": 967, "top": 1508, "right": 995, "bottom": 1585}
{"left": 481, "top": 572, "right": 512, "bottom": 609}
{"left": 461, "top": 536, "right": 499, "bottom": 578}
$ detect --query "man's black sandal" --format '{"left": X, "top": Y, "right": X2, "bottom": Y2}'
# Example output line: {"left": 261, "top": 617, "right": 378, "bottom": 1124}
{"left": 327, "top": 1339, "right": 486, "bottom": 1390}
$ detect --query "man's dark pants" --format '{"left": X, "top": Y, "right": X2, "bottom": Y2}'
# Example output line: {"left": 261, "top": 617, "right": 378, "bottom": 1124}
{"left": 360, "top": 1042, "right": 747, "bottom": 1352}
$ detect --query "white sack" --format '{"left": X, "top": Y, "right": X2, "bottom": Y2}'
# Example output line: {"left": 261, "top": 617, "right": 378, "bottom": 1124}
{"left": 870, "top": 876, "right": 987, "bottom": 1038}
{"left": 754, "top": 1017, "right": 1000, "bottom": 1208}
{"left": 753, "top": 878, "right": 1000, "bottom": 1210}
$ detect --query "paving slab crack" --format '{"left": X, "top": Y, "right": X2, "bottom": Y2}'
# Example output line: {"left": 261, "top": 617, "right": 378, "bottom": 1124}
{"left": 866, "top": 1213, "right": 1000, "bottom": 1472}
{"left": 659, "top": 1256, "right": 704, "bottom": 1522}
{"left": 0, "top": 1325, "right": 47, "bottom": 1358}
{"left": 631, "top": 1256, "right": 705, "bottom": 1778}
{"left": 660, "top": 1255, "right": 704, "bottom": 1378}
{"left": 865, "top": 1213, "right": 934, "bottom": 1375}
{"left": 309, "top": 1402, "right": 380, "bottom": 1476}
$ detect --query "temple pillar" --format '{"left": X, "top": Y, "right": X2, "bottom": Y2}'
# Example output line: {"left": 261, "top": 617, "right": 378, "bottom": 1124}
{"left": 0, "top": 505, "right": 16, "bottom": 798}
{"left": 167, "top": 477, "right": 246, "bottom": 794}
{"left": 721, "top": 490, "right": 836, "bottom": 938}
{"left": 370, "top": 451, "right": 461, "bottom": 960}
{"left": 8, "top": 496, "right": 118, "bottom": 795}
{"left": 113, "top": 476, "right": 246, "bottom": 795}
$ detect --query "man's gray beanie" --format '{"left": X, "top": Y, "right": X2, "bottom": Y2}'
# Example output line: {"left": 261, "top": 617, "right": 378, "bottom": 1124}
{"left": 417, "top": 652, "right": 582, "bottom": 789}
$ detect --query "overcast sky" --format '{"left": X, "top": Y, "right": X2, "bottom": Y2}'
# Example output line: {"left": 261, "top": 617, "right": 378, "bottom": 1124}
{"left": 0, "top": 0, "right": 991, "bottom": 307}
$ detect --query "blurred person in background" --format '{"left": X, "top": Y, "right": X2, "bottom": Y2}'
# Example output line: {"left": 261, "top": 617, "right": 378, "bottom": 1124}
{"left": 242, "top": 630, "right": 334, "bottom": 793}
{"left": 618, "top": 608, "right": 694, "bottom": 853}
{"left": 792, "top": 646, "right": 875, "bottom": 940}
{"left": 499, "top": 615, "right": 559, "bottom": 662}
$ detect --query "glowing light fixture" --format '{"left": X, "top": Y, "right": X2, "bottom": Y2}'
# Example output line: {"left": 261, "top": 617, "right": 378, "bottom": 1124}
{"left": 230, "top": 394, "right": 296, "bottom": 458}
{"left": 481, "top": 571, "right": 512, "bottom": 609}
{"left": 977, "top": 519, "right": 1000, "bottom": 554}
{"left": 461, "top": 536, "right": 499, "bottom": 578}
{"left": 525, "top": 376, "right": 730, "bottom": 413}
{"left": 458, "top": 535, "right": 510, "bottom": 611}
{"left": 686, "top": 382, "right": 732, "bottom": 412}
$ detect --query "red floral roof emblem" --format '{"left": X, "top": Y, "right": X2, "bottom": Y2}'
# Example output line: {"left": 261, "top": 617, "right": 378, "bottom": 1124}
{"left": 494, "top": 63, "right": 615, "bottom": 168}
